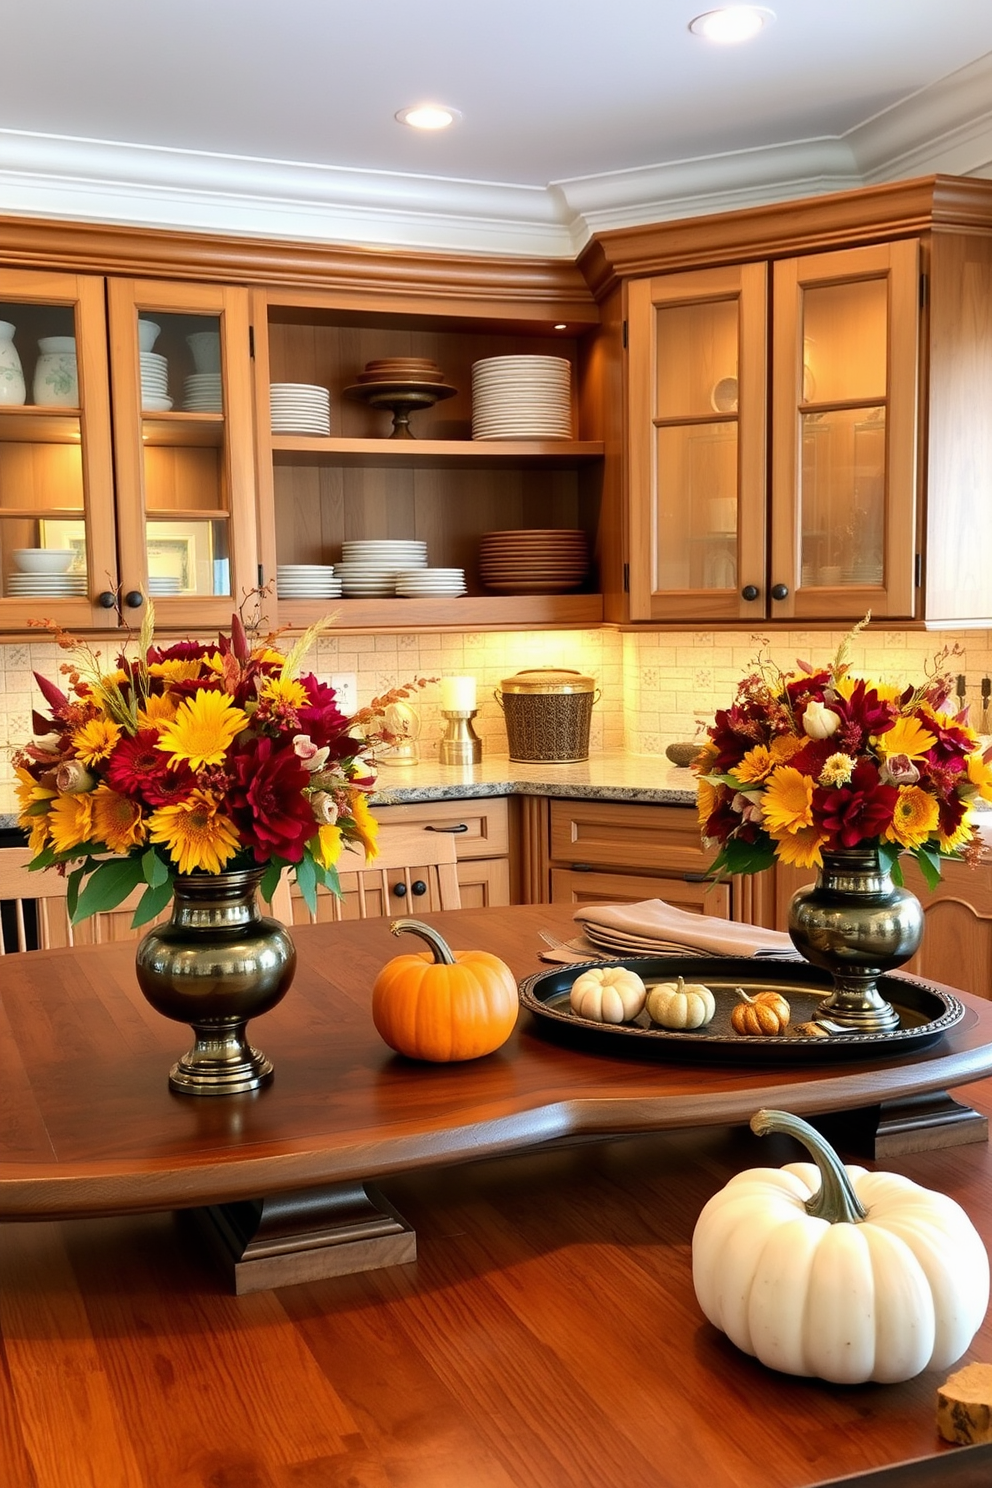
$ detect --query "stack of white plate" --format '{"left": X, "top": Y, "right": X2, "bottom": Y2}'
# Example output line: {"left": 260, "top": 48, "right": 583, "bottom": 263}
{"left": 7, "top": 572, "right": 88, "bottom": 596}
{"left": 141, "top": 351, "right": 172, "bottom": 412}
{"left": 183, "top": 373, "right": 223, "bottom": 412}
{"left": 270, "top": 383, "right": 331, "bottom": 435}
{"left": 337, "top": 539, "right": 429, "bottom": 595}
{"left": 479, "top": 529, "right": 588, "bottom": 593}
{"left": 148, "top": 575, "right": 182, "bottom": 596}
{"left": 276, "top": 564, "right": 342, "bottom": 599}
{"left": 471, "top": 355, "right": 572, "bottom": 441}
{"left": 395, "top": 567, "right": 466, "bottom": 597}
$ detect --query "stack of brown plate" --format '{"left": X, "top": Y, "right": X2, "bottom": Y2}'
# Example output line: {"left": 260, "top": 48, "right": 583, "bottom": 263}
{"left": 355, "top": 358, "right": 447, "bottom": 385}
{"left": 478, "top": 529, "right": 589, "bottom": 593}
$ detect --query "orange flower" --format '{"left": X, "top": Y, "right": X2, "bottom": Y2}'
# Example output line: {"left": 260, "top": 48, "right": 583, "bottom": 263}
{"left": 761, "top": 766, "right": 815, "bottom": 837}
{"left": 92, "top": 785, "right": 147, "bottom": 854}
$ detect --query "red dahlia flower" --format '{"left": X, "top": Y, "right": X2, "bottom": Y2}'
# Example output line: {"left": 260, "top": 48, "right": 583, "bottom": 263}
{"left": 813, "top": 759, "right": 898, "bottom": 847}
{"left": 228, "top": 737, "right": 314, "bottom": 863}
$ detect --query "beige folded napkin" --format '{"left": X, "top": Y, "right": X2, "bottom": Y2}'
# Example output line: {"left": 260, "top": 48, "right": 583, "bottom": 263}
{"left": 573, "top": 899, "right": 793, "bottom": 958}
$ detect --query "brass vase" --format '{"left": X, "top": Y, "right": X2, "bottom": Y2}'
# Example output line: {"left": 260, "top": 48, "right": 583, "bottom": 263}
{"left": 135, "top": 868, "right": 296, "bottom": 1096}
{"left": 787, "top": 846, "right": 923, "bottom": 1032}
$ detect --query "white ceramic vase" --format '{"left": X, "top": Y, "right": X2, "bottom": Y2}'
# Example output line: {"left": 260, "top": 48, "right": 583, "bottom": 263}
{"left": 33, "top": 336, "right": 78, "bottom": 407}
{"left": 0, "top": 321, "right": 26, "bottom": 405}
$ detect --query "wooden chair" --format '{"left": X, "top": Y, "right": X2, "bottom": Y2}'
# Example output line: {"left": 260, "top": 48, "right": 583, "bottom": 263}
{"left": 270, "top": 822, "right": 462, "bottom": 926}
{"left": 0, "top": 845, "right": 164, "bottom": 953}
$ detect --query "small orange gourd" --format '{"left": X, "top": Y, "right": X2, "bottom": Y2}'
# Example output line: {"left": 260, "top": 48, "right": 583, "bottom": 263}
{"left": 371, "top": 918, "right": 518, "bottom": 1062}
{"left": 730, "top": 987, "right": 791, "bottom": 1036}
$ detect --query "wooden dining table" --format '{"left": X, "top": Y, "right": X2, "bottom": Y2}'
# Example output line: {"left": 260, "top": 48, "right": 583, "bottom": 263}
{"left": 2, "top": 902, "right": 992, "bottom": 1487}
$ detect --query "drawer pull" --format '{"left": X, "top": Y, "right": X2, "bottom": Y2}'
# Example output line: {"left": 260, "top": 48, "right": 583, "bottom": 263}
{"left": 392, "top": 882, "right": 408, "bottom": 898}
{"left": 683, "top": 872, "right": 712, "bottom": 883}
{"left": 411, "top": 881, "right": 427, "bottom": 897}
{"left": 424, "top": 823, "right": 469, "bottom": 834}
{"left": 570, "top": 863, "right": 594, "bottom": 873}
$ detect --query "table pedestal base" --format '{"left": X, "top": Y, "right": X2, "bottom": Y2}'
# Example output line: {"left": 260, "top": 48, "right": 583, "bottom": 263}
{"left": 814, "top": 1090, "right": 989, "bottom": 1159}
{"left": 194, "top": 1181, "right": 416, "bottom": 1294}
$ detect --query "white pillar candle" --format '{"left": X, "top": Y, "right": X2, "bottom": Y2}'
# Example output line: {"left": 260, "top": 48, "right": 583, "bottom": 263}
{"left": 440, "top": 676, "right": 476, "bottom": 712}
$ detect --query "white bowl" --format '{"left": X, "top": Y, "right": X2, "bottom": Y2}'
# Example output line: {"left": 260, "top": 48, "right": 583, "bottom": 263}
{"left": 138, "top": 320, "right": 161, "bottom": 352}
{"left": 13, "top": 547, "right": 75, "bottom": 574}
{"left": 187, "top": 331, "right": 221, "bottom": 373}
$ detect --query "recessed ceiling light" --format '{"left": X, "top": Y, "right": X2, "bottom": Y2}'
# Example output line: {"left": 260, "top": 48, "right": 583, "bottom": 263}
{"left": 689, "top": 7, "right": 774, "bottom": 43}
{"left": 395, "top": 104, "right": 461, "bottom": 131}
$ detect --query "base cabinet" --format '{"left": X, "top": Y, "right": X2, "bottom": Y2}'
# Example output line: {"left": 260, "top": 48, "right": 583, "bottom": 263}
{"left": 374, "top": 798, "right": 511, "bottom": 909}
{"left": 547, "top": 799, "right": 734, "bottom": 916}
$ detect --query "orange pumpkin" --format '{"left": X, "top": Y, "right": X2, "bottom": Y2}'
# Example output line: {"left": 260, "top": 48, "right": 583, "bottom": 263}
{"left": 730, "top": 987, "right": 791, "bottom": 1036}
{"left": 371, "top": 918, "right": 518, "bottom": 1062}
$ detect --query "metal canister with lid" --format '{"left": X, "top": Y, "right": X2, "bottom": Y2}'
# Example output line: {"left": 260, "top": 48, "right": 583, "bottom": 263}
{"left": 495, "top": 668, "right": 599, "bottom": 762}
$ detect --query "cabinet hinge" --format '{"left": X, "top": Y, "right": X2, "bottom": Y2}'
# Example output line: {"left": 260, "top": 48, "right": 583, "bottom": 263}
{"left": 915, "top": 553, "right": 922, "bottom": 589}
{"left": 258, "top": 564, "right": 265, "bottom": 589}
{"left": 623, "top": 562, "right": 629, "bottom": 592}
{"left": 622, "top": 319, "right": 628, "bottom": 350}
{"left": 919, "top": 273, "right": 928, "bottom": 310}
{"left": 248, "top": 325, "right": 255, "bottom": 358}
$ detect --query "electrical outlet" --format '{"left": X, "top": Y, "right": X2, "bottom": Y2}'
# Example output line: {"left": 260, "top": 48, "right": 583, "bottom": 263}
{"left": 330, "top": 672, "right": 358, "bottom": 715}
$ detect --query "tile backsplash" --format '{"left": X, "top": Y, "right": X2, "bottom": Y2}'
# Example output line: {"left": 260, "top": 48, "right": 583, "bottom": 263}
{"left": 2, "top": 624, "right": 989, "bottom": 790}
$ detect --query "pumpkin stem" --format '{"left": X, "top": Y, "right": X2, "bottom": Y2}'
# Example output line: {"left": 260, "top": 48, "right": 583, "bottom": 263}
{"left": 735, "top": 987, "right": 755, "bottom": 1005}
{"left": 389, "top": 918, "right": 456, "bottom": 965}
{"left": 750, "top": 1108, "right": 868, "bottom": 1225}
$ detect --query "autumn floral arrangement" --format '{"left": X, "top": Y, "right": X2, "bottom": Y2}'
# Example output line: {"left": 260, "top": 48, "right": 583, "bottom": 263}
{"left": 693, "top": 620, "right": 992, "bottom": 888}
{"left": 13, "top": 606, "right": 430, "bottom": 926}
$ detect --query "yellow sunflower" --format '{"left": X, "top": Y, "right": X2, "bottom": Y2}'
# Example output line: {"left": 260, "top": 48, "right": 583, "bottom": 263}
{"left": 311, "top": 822, "right": 343, "bottom": 870}
{"left": 772, "top": 824, "right": 826, "bottom": 869}
{"left": 147, "top": 658, "right": 205, "bottom": 684}
{"left": 47, "top": 792, "right": 95, "bottom": 854}
{"left": 92, "top": 785, "right": 147, "bottom": 854}
{"left": 71, "top": 716, "right": 122, "bottom": 765}
{"left": 16, "top": 765, "right": 55, "bottom": 853}
{"left": 761, "top": 766, "right": 815, "bottom": 837}
{"left": 885, "top": 785, "right": 939, "bottom": 850}
{"left": 137, "top": 692, "right": 179, "bottom": 730}
{"left": 939, "top": 810, "right": 976, "bottom": 853}
{"left": 258, "top": 675, "right": 309, "bottom": 711}
{"left": 348, "top": 790, "right": 379, "bottom": 861}
{"left": 877, "top": 714, "right": 936, "bottom": 761}
{"left": 154, "top": 689, "right": 248, "bottom": 771}
{"left": 965, "top": 751, "right": 992, "bottom": 803}
{"left": 734, "top": 745, "right": 776, "bottom": 785}
{"left": 147, "top": 790, "right": 240, "bottom": 875}
{"left": 697, "top": 774, "right": 723, "bottom": 834}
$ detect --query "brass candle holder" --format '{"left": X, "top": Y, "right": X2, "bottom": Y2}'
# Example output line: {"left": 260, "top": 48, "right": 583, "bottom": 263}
{"left": 439, "top": 709, "right": 482, "bottom": 766}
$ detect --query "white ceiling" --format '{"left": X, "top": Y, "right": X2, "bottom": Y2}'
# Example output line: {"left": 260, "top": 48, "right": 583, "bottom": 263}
{"left": 4, "top": 0, "right": 992, "bottom": 256}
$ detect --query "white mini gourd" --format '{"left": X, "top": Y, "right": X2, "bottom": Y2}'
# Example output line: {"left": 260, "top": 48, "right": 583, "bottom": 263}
{"left": 692, "top": 1109, "right": 990, "bottom": 1385}
{"left": 569, "top": 965, "right": 646, "bottom": 1024}
{"left": 644, "top": 975, "right": 715, "bottom": 1029}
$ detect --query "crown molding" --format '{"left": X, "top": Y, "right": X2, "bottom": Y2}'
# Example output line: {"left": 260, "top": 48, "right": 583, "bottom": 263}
{"left": 0, "top": 50, "right": 990, "bottom": 257}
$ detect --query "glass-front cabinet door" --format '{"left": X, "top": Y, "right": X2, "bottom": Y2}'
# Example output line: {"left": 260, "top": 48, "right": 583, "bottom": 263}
{"left": 626, "top": 264, "right": 768, "bottom": 621}
{"left": 770, "top": 240, "right": 919, "bottom": 620}
{"left": 107, "top": 279, "right": 258, "bottom": 628}
{"left": 0, "top": 270, "right": 119, "bottom": 629}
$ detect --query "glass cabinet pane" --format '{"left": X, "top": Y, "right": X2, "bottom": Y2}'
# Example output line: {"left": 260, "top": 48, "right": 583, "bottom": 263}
{"left": 655, "top": 424, "right": 738, "bottom": 589}
{"left": 0, "top": 298, "right": 89, "bottom": 601}
{"left": 797, "top": 275, "right": 888, "bottom": 590}
{"left": 138, "top": 310, "right": 231, "bottom": 598}
{"left": 654, "top": 298, "right": 738, "bottom": 420}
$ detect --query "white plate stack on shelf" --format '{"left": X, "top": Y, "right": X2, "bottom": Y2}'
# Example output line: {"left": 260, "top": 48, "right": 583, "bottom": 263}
{"left": 183, "top": 373, "right": 223, "bottom": 413}
{"left": 336, "top": 538, "right": 428, "bottom": 596}
{"left": 270, "top": 383, "right": 331, "bottom": 436}
{"left": 147, "top": 575, "right": 182, "bottom": 597}
{"left": 7, "top": 547, "right": 87, "bottom": 596}
{"left": 478, "top": 529, "right": 589, "bottom": 593}
{"left": 471, "top": 355, "right": 573, "bottom": 441}
{"left": 276, "top": 564, "right": 342, "bottom": 599}
{"left": 141, "top": 352, "right": 172, "bottom": 412}
{"left": 394, "top": 567, "right": 467, "bottom": 597}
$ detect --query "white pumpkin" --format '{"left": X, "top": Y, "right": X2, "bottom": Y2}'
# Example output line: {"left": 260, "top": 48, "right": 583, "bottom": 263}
{"left": 645, "top": 975, "right": 715, "bottom": 1030}
{"left": 692, "top": 1109, "right": 990, "bottom": 1385}
{"left": 569, "top": 965, "right": 646, "bottom": 1024}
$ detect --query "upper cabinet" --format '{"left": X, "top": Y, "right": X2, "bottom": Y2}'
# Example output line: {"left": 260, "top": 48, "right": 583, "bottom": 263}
{"left": 626, "top": 240, "right": 920, "bottom": 623}
{"left": 0, "top": 267, "right": 258, "bottom": 631}
{"left": 251, "top": 287, "right": 605, "bottom": 631}
{"left": 0, "top": 270, "right": 118, "bottom": 630}
{"left": 593, "top": 175, "right": 992, "bottom": 628}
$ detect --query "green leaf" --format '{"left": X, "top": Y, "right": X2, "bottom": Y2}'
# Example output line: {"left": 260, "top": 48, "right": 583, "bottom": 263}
{"left": 323, "top": 864, "right": 342, "bottom": 901}
{"left": 72, "top": 855, "right": 146, "bottom": 924}
{"left": 259, "top": 859, "right": 283, "bottom": 906}
{"left": 295, "top": 853, "right": 318, "bottom": 917}
{"left": 24, "top": 799, "right": 52, "bottom": 816}
{"left": 708, "top": 836, "right": 777, "bottom": 879}
{"left": 141, "top": 847, "right": 170, "bottom": 888}
{"left": 913, "top": 843, "right": 943, "bottom": 893}
{"left": 65, "top": 865, "right": 86, "bottom": 921}
{"left": 877, "top": 840, "right": 903, "bottom": 885}
{"left": 130, "top": 877, "right": 175, "bottom": 930}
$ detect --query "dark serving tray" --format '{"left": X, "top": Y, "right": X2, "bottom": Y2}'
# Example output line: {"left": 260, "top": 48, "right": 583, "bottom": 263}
{"left": 518, "top": 955, "right": 964, "bottom": 1063}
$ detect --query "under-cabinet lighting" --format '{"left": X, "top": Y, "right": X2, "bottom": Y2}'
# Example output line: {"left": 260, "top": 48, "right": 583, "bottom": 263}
{"left": 554, "top": 323, "right": 568, "bottom": 331}
{"left": 395, "top": 104, "right": 461, "bottom": 131}
{"left": 689, "top": 7, "right": 774, "bottom": 43}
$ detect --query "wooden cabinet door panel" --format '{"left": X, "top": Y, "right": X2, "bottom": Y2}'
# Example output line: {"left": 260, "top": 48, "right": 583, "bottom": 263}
{"left": 457, "top": 857, "right": 511, "bottom": 909}
{"left": 549, "top": 800, "right": 712, "bottom": 876}
{"left": 374, "top": 797, "right": 509, "bottom": 859}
